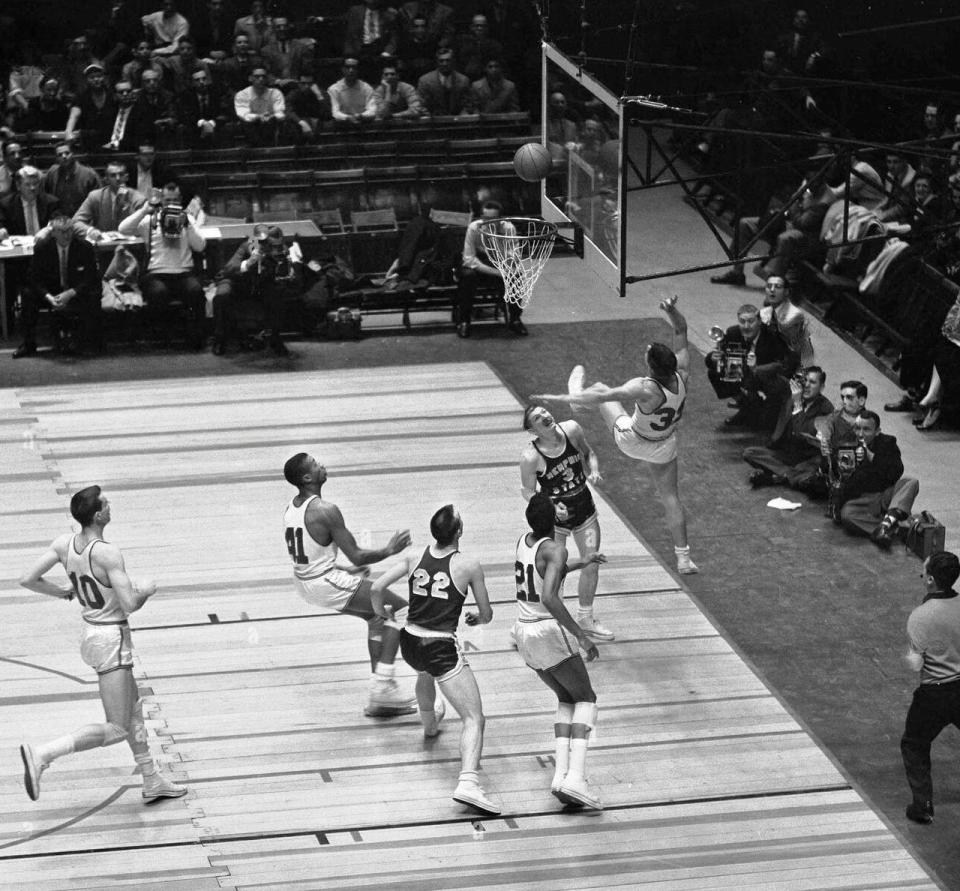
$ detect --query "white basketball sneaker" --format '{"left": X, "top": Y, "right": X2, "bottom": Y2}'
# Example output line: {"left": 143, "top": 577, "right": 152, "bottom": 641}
{"left": 453, "top": 780, "right": 502, "bottom": 816}
{"left": 558, "top": 773, "right": 603, "bottom": 809}
{"left": 20, "top": 744, "right": 45, "bottom": 802}
{"left": 142, "top": 769, "right": 188, "bottom": 802}
{"left": 365, "top": 676, "right": 418, "bottom": 717}
{"left": 578, "top": 615, "right": 615, "bottom": 640}
{"left": 568, "top": 365, "right": 586, "bottom": 394}
{"left": 422, "top": 699, "right": 446, "bottom": 738}
{"left": 676, "top": 553, "right": 699, "bottom": 575}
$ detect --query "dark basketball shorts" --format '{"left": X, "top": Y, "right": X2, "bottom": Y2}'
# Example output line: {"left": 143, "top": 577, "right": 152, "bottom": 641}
{"left": 400, "top": 628, "right": 465, "bottom": 681}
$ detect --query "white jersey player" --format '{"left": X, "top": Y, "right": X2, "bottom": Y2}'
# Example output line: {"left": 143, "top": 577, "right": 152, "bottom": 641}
{"left": 17, "top": 486, "right": 186, "bottom": 804}
{"left": 535, "top": 295, "right": 699, "bottom": 575}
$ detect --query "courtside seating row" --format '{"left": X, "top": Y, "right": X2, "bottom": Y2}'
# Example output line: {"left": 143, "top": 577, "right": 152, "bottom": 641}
{"left": 184, "top": 163, "right": 541, "bottom": 223}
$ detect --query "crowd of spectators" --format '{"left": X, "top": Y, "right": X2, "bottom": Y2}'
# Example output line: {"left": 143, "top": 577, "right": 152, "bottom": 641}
{"left": 687, "top": 8, "right": 960, "bottom": 432}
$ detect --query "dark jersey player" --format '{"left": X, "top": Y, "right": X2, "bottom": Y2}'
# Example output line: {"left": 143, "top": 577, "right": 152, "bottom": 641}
{"left": 520, "top": 406, "right": 612, "bottom": 640}
{"left": 372, "top": 504, "right": 500, "bottom": 816}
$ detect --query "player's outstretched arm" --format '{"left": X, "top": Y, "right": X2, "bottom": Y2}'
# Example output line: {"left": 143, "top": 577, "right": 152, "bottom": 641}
{"left": 566, "top": 552, "right": 607, "bottom": 574}
{"left": 519, "top": 446, "right": 540, "bottom": 501}
{"left": 369, "top": 556, "right": 411, "bottom": 618}
{"left": 100, "top": 544, "right": 153, "bottom": 614}
{"left": 535, "top": 380, "right": 640, "bottom": 407}
{"left": 463, "top": 558, "right": 493, "bottom": 626}
{"left": 540, "top": 542, "right": 599, "bottom": 661}
{"left": 320, "top": 503, "right": 411, "bottom": 567}
{"left": 564, "top": 420, "right": 602, "bottom": 484}
{"left": 659, "top": 295, "right": 690, "bottom": 377}
{"left": 19, "top": 536, "right": 74, "bottom": 600}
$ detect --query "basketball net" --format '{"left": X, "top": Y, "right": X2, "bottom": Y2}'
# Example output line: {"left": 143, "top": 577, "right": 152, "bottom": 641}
{"left": 478, "top": 217, "right": 558, "bottom": 310}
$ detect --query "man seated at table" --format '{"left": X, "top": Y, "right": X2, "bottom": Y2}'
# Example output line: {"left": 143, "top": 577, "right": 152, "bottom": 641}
{"left": 118, "top": 179, "right": 207, "bottom": 349}
{"left": 15, "top": 211, "right": 101, "bottom": 358}
{"left": 73, "top": 161, "right": 145, "bottom": 241}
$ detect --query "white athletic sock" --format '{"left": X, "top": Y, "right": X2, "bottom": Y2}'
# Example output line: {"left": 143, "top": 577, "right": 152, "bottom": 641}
{"left": 568, "top": 738, "right": 589, "bottom": 780}
{"left": 36, "top": 734, "right": 76, "bottom": 766}
{"left": 457, "top": 769, "right": 480, "bottom": 788}
{"left": 576, "top": 607, "right": 593, "bottom": 620}
{"left": 554, "top": 735, "right": 570, "bottom": 781}
{"left": 373, "top": 663, "right": 395, "bottom": 680}
{"left": 674, "top": 545, "right": 691, "bottom": 558}
{"left": 135, "top": 752, "right": 157, "bottom": 778}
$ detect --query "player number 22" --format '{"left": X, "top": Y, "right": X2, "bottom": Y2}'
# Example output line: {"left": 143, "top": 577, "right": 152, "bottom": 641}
{"left": 411, "top": 569, "right": 450, "bottom": 599}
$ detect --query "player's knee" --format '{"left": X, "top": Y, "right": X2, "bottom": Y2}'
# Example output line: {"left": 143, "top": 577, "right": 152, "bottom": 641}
{"left": 556, "top": 702, "right": 575, "bottom": 724}
{"left": 101, "top": 722, "right": 129, "bottom": 747}
{"left": 572, "top": 701, "right": 598, "bottom": 729}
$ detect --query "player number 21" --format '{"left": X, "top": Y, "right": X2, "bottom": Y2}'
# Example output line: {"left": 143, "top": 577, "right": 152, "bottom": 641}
{"left": 285, "top": 527, "right": 309, "bottom": 564}
{"left": 411, "top": 569, "right": 450, "bottom": 599}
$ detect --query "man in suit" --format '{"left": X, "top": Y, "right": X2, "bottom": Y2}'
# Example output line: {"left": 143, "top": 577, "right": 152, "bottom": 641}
{"left": 234, "top": 0, "right": 276, "bottom": 54}
{"left": 125, "top": 143, "right": 174, "bottom": 198}
{"left": 179, "top": 69, "right": 232, "bottom": 147}
{"left": 705, "top": 302, "right": 797, "bottom": 430}
{"left": 217, "top": 34, "right": 265, "bottom": 94}
{"left": 417, "top": 49, "right": 476, "bottom": 117}
{"left": 42, "top": 143, "right": 101, "bottom": 218}
{"left": 15, "top": 211, "right": 101, "bottom": 358}
{"left": 262, "top": 17, "right": 314, "bottom": 90}
{"left": 73, "top": 161, "right": 146, "bottom": 240}
{"left": 471, "top": 58, "right": 519, "bottom": 114}
{"left": 124, "top": 70, "right": 179, "bottom": 151}
{"left": 742, "top": 365, "right": 834, "bottom": 489}
{"left": 343, "top": 1, "right": 398, "bottom": 83}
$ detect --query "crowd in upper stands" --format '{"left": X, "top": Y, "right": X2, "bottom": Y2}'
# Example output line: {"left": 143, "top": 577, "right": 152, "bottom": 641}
{"left": 685, "top": 7, "right": 960, "bottom": 432}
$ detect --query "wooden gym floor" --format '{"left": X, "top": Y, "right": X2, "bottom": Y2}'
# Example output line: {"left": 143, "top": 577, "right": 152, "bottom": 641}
{"left": 0, "top": 364, "right": 940, "bottom": 889}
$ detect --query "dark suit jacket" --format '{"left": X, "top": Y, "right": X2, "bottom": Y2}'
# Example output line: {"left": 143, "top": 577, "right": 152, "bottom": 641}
{"left": 770, "top": 392, "right": 834, "bottom": 450}
{"left": 842, "top": 432, "right": 905, "bottom": 499}
{"left": 416, "top": 69, "right": 476, "bottom": 116}
{"left": 0, "top": 192, "right": 60, "bottom": 236}
{"left": 121, "top": 91, "right": 177, "bottom": 151}
{"left": 343, "top": 6, "right": 398, "bottom": 57}
{"left": 179, "top": 86, "right": 231, "bottom": 127}
{"left": 262, "top": 39, "right": 315, "bottom": 82}
{"left": 124, "top": 161, "right": 175, "bottom": 195}
{"left": 28, "top": 237, "right": 99, "bottom": 300}
{"left": 719, "top": 323, "right": 796, "bottom": 380}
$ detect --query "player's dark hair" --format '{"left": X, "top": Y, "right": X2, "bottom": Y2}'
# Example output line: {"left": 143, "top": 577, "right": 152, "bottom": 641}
{"left": 430, "top": 504, "right": 461, "bottom": 546}
{"left": 859, "top": 409, "right": 880, "bottom": 429}
{"left": 927, "top": 551, "right": 960, "bottom": 590}
{"left": 283, "top": 452, "right": 312, "bottom": 487}
{"left": 526, "top": 492, "right": 555, "bottom": 537}
{"left": 840, "top": 380, "right": 868, "bottom": 399}
{"left": 804, "top": 365, "right": 826, "bottom": 385}
{"left": 647, "top": 342, "right": 677, "bottom": 379}
{"left": 522, "top": 405, "right": 540, "bottom": 430}
{"left": 70, "top": 485, "right": 103, "bottom": 526}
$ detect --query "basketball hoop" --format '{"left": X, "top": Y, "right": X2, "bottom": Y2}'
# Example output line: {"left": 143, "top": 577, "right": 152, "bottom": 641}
{"left": 478, "top": 217, "right": 558, "bottom": 310}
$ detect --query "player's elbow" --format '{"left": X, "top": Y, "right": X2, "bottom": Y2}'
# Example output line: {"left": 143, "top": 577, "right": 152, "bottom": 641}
{"left": 18, "top": 574, "right": 36, "bottom": 589}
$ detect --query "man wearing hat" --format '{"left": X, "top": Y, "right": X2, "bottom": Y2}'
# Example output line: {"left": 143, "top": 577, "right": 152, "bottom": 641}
{"left": 65, "top": 64, "right": 117, "bottom": 150}
{"left": 901, "top": 551, "right": 960, "bottom": 825}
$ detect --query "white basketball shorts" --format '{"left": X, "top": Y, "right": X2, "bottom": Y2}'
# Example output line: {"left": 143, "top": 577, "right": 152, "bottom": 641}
{"left": 293, "top": 568, "right": 364, "bottom": 611}
{"left": 514, "top": 618, "right": 579, "bottom": 671}
{"left": 80, "top": 622, "right": 134, "bottom": 675}
{"left": 613, "top": 415, "right": 677, "bottom": 464}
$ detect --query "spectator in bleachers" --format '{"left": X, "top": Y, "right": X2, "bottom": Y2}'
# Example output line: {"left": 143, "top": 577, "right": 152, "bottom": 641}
{"left": 158, "top": 36, "right": 212, "bottom": 97}
{"left": 118, "top": 180, "right": 207, "bottom": 350}
{"left": 262, "top": 17, "right": 314, "bottom": 90}
{"left": 472, "top": 58, "right": 518, "bottom": 115}
{"left": 286, "top": 73, "right": 330, "bottom": 138}
{"left": 457, "top": 199, "right": 526, "bottom": 337}
{"left": 234, "top": 66, "right": 287, "bottom": 145}
{"left": 546, "top": 91, "right": 579, "bottom": 161}
{"left": 125, "top": 69, "right": 178, "bottom": 150}
{"left": 100, "top": 0, "right": 143, "bottom": 68}
{"left": 142, "top": 1, "right": 191, "bottom": 57}
{"left": 57, "top": 36, "right": 101, "bottom": 101}
{"left": 760, "top": 276, "right": 814, "bottom": 365}
{"left": 17, "top": 210, "right": 102, "bottom": 358}
{"left": 7, "top": 42, "right": 44, "bottom": 115}
{"left": 73, "top": 159, "right": 145, "bottom": 240}
{"left": 233, "top": 1, "right": 275, "bottom": 54}
{"left": 474, "top": 0, "right": 539, "bottom": 111}
{"left": 417, "top": 49, "right": 476, "bottom": 117}
{"left": 212, "top": 223, "right": 268, "bottom": 355}
{"left": 66, "top": 63, "right": 117, "bottom": 150}
{"left": 0, "top": 86, "right": 14, "bottom": 141}
{"left": 217, "top": 34, "right": 264, "bottom": 94}
{"left": 743, "top": 364, "right": 833, "bottom": 490}
{"left": 399, "top": 1, "right": 455, "bottom": 49}
{"left": 394, "top": 14, "right": 438, "bottom": 85}
{"left": 908, "top": 173, "right": 947, "bottom": 241}
{"left": 344, "top": 1, "right": 399, "bottom": 83}
{"left": 194, "top": 0, "right": 234, "bottom": 57}
{"left": 102, "top": 81, "right": 137, "bottom": 151}
{"left": 775, "top": 9, "right": 823, "bottom": 74}
{"left": 577, "top": 118, "right": 611, "bottom": 167}
{"left": 912, "top": 294, "right": 960, "bottom": 431}
{"left": 122, "top": 40, "right": 165, "bottom": 90}
{"left": 328, "top": 58, "right": 378, "bottom": 125}
{"left": 42, "top": 142, "right": 100, "bottom": 217}
{"left": 877, "top": 152, "right": 917, "bottom": 223}
{"left": 0, "top": 139, "right": 24, "bottom": 197}
{"left": 457, "top": 15, "right": 503, "bottom": 82}
{"left": 180, "top": 68, "right": 231, "bottom": 147}
{"left": 705, "top": 303, "right": 796, "bottom": 429}
{"left": 126, "top": 143, "right": 173, "bottom": 197}
{"left": 373, "top": 61, "right": 423, "bottom": 120}
{"left": 20, "top": 78, "right": 71, "bottom": 133}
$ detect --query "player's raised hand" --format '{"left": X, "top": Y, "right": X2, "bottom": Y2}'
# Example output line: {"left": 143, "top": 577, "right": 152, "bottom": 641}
{"left": 587, "top": 469, "right": 602, "bottom": 484}
{"left": 659, "top": 294, "right": 678, "bottom": 313}
{"left": 587, "top": 553, "right": 607, "bottom": 565}
{"left": 389, "top": 529, "right": 412, "bottom": 554}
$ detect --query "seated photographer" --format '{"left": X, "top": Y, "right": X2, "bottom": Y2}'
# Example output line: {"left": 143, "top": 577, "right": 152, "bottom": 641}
{"left": 212, "top": 225, "right": 301, "bottom": 357}
{"left": 706, "top": 303, "right": 797, "bottom": 429}
{"left": 118, "top": 180, "right": 207, "bottom": 350}
{"left": 830, "top": 411, "right": 919, "bottom": 549}
{"left": 743, "top": 365, "right": 834, "bottom": 489}
{"left": 17, "top": 211, "right": 102, "bottom": 358}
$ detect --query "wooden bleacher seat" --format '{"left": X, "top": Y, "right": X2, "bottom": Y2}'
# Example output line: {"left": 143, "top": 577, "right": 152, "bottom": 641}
{"left": 314, "top": 168, "right": 366, "bottom": 217}
{"left": 258, "top": 169, "right": 315, "bottom": 217}
{"left": 365, "top": 165, "right": 418, "bottom": 219}
{"left": 309, "top": 209, "right": 347, "bottom": 233}
{"left": 351, "top": 208, "right": 398, "bottom": 232}
{"left": 448, "top": 137, "right": 499, "bottom": 162}
{"left": 252, "top": 210, "right": 300, "bottom": 222}
{"left": 418, "top": 164, "right": 470, "bottom": 213}
{"left": 429, "top": 209, "right": 472, "bottom": 227}
{"left": 207, "top": 171, "right": 257, "bottom": 220}
{"left": 397, "top": 138, "right": 447, "bottom": 162}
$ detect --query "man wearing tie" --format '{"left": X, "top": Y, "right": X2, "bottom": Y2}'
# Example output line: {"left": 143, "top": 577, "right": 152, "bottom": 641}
{"left": 344, "top": 2, "right": 398, "bottom": 82}
{"left": 15, "top": 211, "right": 101, "bottom": 358}
{"left": 0, "top": 166, "right": 61, "bottom": 348}
{"left": 416, "top": 49, "right": 476, "bottom": 117}
{"left": 72, "top": 161, "right": 146, "bottom": 241}
{"left": 104, "top": 82, "right": 138, "bottom": 152}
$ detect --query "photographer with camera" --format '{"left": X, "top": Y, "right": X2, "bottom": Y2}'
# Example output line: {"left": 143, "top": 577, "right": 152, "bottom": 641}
{"left": 706, "top": 303, "right": 797, "bottom": 430}
{"left": 118, "top": 180, "right": 207, "bottom": 349}
{"left": 215, "top": 224, "right": 301, "bottom": 356}
{"left": 827, "top": 411, "right": 919, "bottom": 549}
{"left": 743, "top": 365, "right": 834, "bottom": 489}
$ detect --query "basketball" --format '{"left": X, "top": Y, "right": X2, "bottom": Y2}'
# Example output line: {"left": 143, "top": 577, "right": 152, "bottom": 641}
{"left": 513, "top": 143, "right": 553, "bottom": 182}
